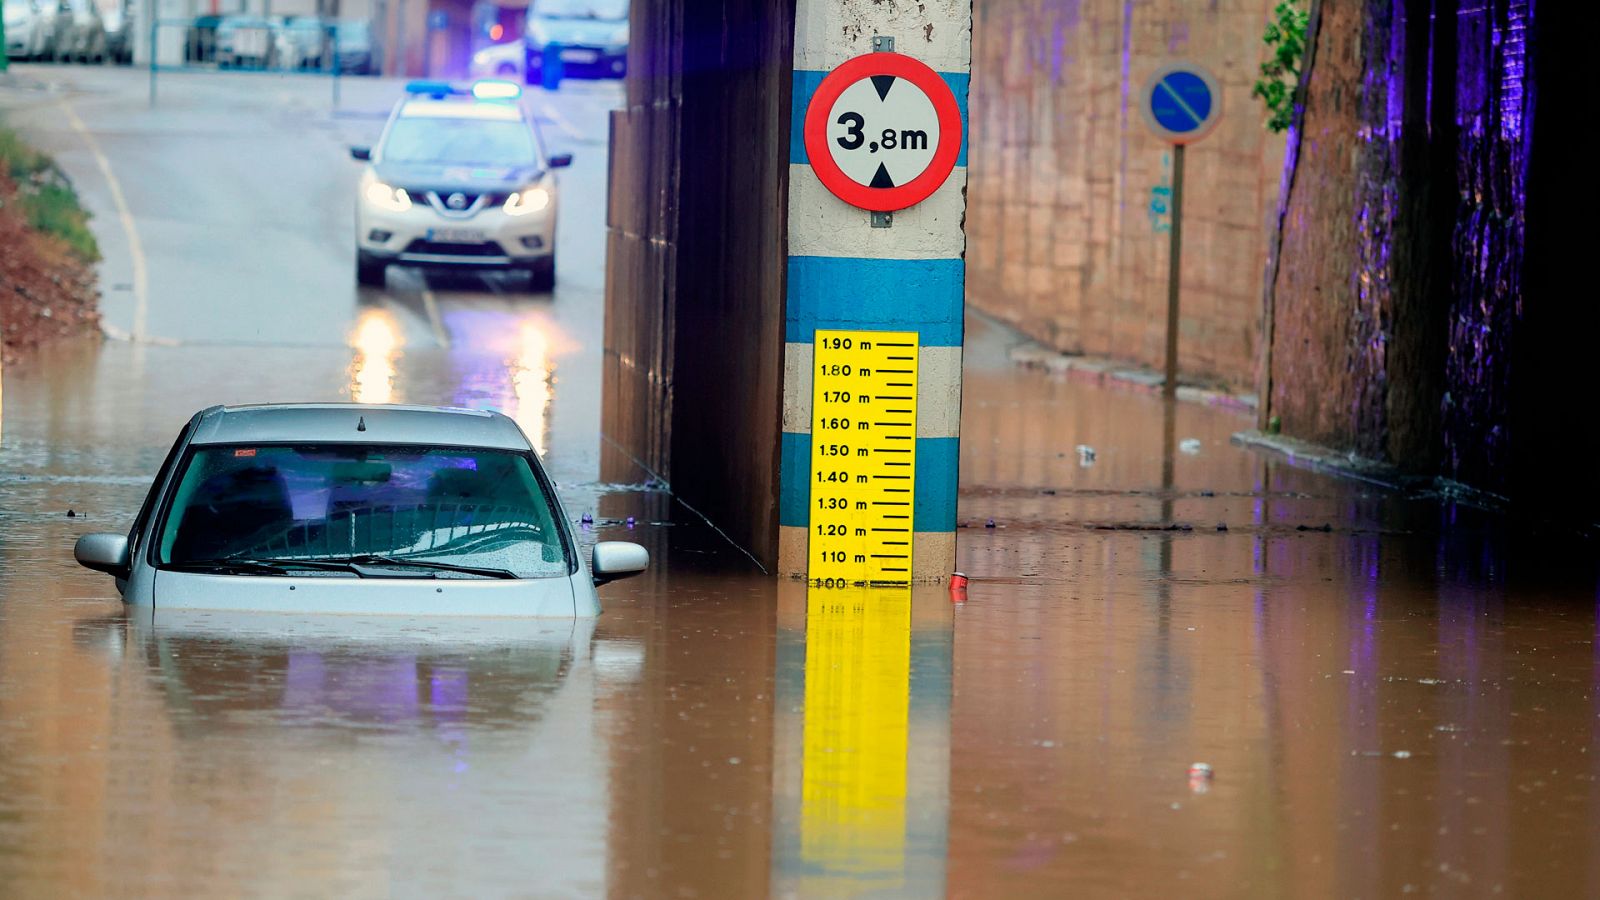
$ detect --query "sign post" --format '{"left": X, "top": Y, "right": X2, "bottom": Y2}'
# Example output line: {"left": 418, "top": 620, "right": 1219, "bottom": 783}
{"left": 1140, "top": 63, "right": 1220, "bottom": 399}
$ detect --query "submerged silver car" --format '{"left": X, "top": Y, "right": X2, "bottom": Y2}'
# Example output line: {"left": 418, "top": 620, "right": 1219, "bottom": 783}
{"left": 74, "top": 403, "right": 648, "bottom": 616}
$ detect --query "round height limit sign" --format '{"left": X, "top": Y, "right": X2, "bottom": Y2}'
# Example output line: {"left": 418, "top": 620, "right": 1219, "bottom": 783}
{"left": 804, "top": 52, "right": 963, "bottom": 212}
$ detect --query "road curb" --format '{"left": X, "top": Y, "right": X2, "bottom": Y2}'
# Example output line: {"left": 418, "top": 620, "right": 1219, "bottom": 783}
{"left": 1007, "top": 342, "right": 1258, "bottom": 413}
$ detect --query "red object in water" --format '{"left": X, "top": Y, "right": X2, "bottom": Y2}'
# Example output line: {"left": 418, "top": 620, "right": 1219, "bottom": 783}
{"left": 949, "top": 572, "right": 969, "bottom": 602}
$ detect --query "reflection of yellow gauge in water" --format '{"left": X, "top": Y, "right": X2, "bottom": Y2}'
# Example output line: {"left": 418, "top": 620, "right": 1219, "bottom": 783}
{"left": 800, "top": 585, "right": 911, "bottom": 890}
{"left": 809, "top": 330, "right": 918, "bottom": 585}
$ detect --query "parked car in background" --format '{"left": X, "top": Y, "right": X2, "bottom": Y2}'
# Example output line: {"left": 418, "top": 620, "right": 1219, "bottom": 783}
{"left": 279, "top": 16, "right": 331, "bottom": 70}
{"left": 523, "top": 0, "right": 628, "bottom": 82}
{"left": 60, "top": 0, "right": 106, "bottom": 63}
{"left": 102, "top": 1, "right": 134, "bottom": 64}
{"left": 4, "top": 0, "right": 39, "bottom": 60}
{"left": 333, "top": 20, "right": 378, "bottom": 74}
{"left": 27, "top": 0, "right": 74, "bottom": 61}
{"left": 215, "top": 15, "right": 274, "bottom": 68}
{"left": 185, "top": 13, "right": 222, "bottom": 62}
{"left": 470, "top": 41, "right": 523, "bottom": 80}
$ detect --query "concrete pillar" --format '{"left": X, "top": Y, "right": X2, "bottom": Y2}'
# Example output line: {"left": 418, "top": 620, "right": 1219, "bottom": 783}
{"left": 777, "top": 2, "right": 971, "bottom": 581}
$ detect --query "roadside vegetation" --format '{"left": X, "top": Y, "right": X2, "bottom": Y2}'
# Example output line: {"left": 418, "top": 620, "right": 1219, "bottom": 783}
{"left": 0, "top": 119, "right": 102, "bottom": 362}
{"left": 1252, "top": 1, "right": 1310, "bottom": 134}
{"left": 0, "top": 124, "right": 99, "bottom": 262}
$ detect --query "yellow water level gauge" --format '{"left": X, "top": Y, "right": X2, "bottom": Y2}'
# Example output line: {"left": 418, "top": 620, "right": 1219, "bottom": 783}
{"left": 808, "top": 330, "right": 918, "bottom": 585}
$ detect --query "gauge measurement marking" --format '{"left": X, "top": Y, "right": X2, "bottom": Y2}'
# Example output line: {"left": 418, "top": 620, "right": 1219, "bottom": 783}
{"left": 809, "top": 330, "right": 919, "bottom": 585}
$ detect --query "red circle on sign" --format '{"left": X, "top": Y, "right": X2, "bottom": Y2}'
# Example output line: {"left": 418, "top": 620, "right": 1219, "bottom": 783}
{"left": 803, "top": 51, "right": 964, "bottom": 212}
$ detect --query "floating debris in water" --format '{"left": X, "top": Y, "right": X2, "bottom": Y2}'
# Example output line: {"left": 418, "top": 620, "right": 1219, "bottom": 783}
{"left": 66, "top": 509, "right": 76, "bottom": 518}
{"left": 1075, "top": 444, "right": 1096, "bottom": 466}
{"left": 949, "top": 572, "right": 968, "bottom": 602}
{"left": 1179, "top": 438, "right": 1202, "bottom": 454}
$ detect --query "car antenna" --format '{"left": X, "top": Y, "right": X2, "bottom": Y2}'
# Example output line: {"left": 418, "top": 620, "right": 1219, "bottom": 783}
{"left": 357, "top": 416, "right": 367, "bottom": 432}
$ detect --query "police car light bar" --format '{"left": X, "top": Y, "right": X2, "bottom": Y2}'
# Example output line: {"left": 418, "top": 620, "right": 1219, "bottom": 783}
{"left": 471, "top": 80, "right": 522, "bottom": 100}
{"left": 404, "top": 80, "right": 461, "bottom": 98}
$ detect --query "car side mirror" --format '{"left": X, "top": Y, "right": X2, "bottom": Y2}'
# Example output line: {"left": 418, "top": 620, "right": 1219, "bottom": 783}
{"left": 548, "top": 153, "right": 573, "bottom": 168}
{"left": 349, "top": 145, "right": 371, "bottom": 161}
{"left": 592, "top": 541, "right": 648, "bottom": 585}
{"left": 75, "top": 533, "right": 130, "bottom": 577}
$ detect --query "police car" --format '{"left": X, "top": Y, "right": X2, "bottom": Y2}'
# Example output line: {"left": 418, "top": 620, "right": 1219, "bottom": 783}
{"left": 350, "top": 80, "right": 570, "bottom": 291}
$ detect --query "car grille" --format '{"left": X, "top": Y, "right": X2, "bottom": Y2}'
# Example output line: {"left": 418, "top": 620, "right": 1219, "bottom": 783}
{"left": 403, "top": 239, "right": 507, "bottom": 257}
{"left": 424, "top": 191, "right": 508, "bottom": 217}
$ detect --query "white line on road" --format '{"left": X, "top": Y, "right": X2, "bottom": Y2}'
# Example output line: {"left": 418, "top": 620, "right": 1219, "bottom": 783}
{"left": 420, "top": 285, "right": 450, "bottom": 348}
{"left": 60, "top": 99, "right": 149, "bottom": 342}
{"left": 538, "top": 101, "right": 585, "bottom": 140}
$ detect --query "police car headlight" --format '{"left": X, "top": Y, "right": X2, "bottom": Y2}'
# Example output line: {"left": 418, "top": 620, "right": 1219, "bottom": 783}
{"left": 504, "top": 186, "right": 551, "bottom": 216}
{"left": 364, "top": 180, "right": 412, "bottom": 212}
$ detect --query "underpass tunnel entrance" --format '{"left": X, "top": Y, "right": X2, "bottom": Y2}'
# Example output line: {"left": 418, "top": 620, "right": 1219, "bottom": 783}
{"left": 603, "top": 1, "right": 971, "bottom": 580}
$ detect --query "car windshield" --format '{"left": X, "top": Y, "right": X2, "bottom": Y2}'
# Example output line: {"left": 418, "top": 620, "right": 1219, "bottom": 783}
{"left": 533, "top": 0, "right": 627, "bottom": 21}
{"left": 156, "top": 444, "right": 569, "bottom": 578}
{"left": 382, "top": 115, "right": 538, "bottom": 167}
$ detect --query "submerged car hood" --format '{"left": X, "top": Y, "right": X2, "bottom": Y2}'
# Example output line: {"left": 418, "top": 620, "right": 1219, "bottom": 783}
{"left": 374, "top": 161, "right": 545, "bottom": 194}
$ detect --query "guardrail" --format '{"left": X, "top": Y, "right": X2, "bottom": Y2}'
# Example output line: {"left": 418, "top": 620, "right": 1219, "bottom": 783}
{"left": 147, "top": 18, "right": 378, "bottom": 108}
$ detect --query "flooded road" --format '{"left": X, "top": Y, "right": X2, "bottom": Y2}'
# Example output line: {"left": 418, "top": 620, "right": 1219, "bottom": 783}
{"left": 3, "top": 68, "right": 1600, "bottom": 898}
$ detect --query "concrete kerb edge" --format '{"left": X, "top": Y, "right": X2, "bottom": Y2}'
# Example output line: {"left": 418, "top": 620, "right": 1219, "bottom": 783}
{"left": 1229, "top": 430, "right": 1411, "bottom": 491}
{"left": 1232, "top": 430, "right": 1550, "bottom": 524}
{"left": 1007, "top": 341, "right": 1259, "bottom": 413}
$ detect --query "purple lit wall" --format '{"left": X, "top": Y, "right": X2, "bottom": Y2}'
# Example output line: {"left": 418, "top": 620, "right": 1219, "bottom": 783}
{"left": 1268, "top": 0, "right": 1594, "bottom": 511}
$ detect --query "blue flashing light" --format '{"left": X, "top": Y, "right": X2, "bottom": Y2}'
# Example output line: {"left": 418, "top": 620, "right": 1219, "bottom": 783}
{"left": 404, "top": 80, "right": 460, "bottom": 98}
{"left": 471, "top": 80, "right": 522, "bottom": 101}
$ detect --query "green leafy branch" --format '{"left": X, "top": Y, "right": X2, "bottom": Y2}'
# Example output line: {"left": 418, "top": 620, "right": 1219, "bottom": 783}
{"left": 1252, "top": 1, "right": 1309, "bottom": 134}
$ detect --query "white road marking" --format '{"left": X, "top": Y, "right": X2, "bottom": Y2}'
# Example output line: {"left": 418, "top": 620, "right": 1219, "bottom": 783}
{"left": 539, "top": 101, "right": 584, "bottom": 140}
{"left": 420, "top": 285, "right": 450, "bottom": 348}
{"left": 60, "top": 99, "right": 149, "bottom": 342}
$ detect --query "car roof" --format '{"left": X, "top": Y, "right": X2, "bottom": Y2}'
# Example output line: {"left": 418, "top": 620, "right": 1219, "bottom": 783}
{"left": 189, "top": 403, "right": 534, "bottom": 451}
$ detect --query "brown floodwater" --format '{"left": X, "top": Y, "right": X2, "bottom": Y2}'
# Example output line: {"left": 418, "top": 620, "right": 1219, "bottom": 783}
{"left": 2, "top": 313, "right": 1598, "bottom": 898}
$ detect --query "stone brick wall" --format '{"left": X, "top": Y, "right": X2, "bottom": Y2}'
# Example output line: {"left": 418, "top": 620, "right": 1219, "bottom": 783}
{"left": 966, "top": 1, "right": 1286, "bottom": 389}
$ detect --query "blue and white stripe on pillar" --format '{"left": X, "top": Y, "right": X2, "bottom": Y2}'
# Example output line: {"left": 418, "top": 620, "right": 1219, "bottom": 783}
{"left": 779, "top": 8, "right": 970, "bottom": 581}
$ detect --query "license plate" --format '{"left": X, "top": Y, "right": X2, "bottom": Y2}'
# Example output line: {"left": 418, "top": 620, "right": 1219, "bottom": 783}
{"left": 426, "top": 228, "right": 486, "bottom": 244}
{"left": 560, "top": 49, "right": 598, "bottom": 63}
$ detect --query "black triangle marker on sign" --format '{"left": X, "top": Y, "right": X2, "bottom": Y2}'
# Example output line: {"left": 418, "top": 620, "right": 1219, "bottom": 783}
{"left": 870, "top": 163, "right": 896, "bottom": 189}
{"left": 870, "top": 75, "right": 896, "bottom": 101}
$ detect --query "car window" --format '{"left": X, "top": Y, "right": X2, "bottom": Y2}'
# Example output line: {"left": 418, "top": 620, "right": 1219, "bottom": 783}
{"left": 533, "top": 0, "right": 627, "bottom": 20}
{"left": 382, "top": 116, "right": 539, "bottom": 168}
{"left": 155, "top": 444, "right": 570, "bottom": 577}
{"left": 130, "top": 419, "right": 197, "bottom": 560}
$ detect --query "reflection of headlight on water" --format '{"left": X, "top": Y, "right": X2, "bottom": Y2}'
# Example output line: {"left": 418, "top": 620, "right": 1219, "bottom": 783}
{"left": 349, "top": 309, "right": 404, "bottom": 404}
{"left": 512, "top": 322, "right": 552, "bottom": 455}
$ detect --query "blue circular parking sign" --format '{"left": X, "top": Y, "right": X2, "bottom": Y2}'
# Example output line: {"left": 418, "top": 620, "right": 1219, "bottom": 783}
{"left": 1142, "top": 64, "right": 1221, "bottom": 144}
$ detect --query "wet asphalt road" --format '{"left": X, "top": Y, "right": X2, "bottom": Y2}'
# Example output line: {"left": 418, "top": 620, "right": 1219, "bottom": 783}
{"left": 4, "top": 65, "right": 1600, "bottom": 898}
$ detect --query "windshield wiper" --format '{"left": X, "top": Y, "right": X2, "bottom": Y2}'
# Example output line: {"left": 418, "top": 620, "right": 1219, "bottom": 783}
{"left": 335, "top": 555, "right": 520, "bottom": 580}
{"left": 166, "top": 557, "right": 368, "bottom": 577}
